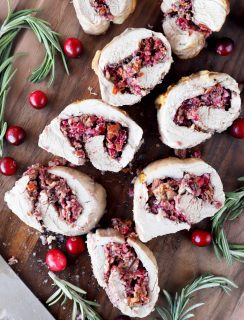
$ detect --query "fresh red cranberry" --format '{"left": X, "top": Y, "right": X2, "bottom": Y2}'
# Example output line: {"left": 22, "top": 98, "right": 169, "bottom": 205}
{"left": 114, "top": 316, "right": 131, "bottom": 320}
{"left": 66, "top": 237, "right": 86, "bottom": 255}
{"left": 215, "top": 37, "right": 234, "bottom": 56}
{"left": 29, "top": 90, "right": 48, "bottom": 109}
{"left": 5, "top": 126, "right": 26, "bottom": 145}
{"left": 46, "top": 249, "right": 67, "bottom": 272}
{"left": 0, "top": 157, "right": 17, "bottom": 176}
{"left": 229, "top": 118, "right": 244, "bottom": 139}
{"left": 191, "top": 230, "right": 212, "bottom": 247}
{"left": 63, "top": 38, "right": 83, "bottom": 58}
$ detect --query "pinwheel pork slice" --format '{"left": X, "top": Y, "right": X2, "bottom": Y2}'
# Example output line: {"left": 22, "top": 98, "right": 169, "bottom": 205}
{"left": 156, "top": 71, "right": 241, "bottom": 149}
{"left": 133, "top": 158, "right": 225, "bottom": 242}
{"left": 92, "top": 28, "right": 173, "bottom": 106}
{"left": 161, "top": 0, "right": 229, "bottom": 59}
{"left": 4, "top": 165, "right": 106, "bottom": 236}
{"left": 73, "top": 0, "right": 137, "bottom": 35}
{"left": 38, "top": 99, "right": 143, "bottom": 172}
{"left": 87, "top": 228, "right": 159, "bottom": 317}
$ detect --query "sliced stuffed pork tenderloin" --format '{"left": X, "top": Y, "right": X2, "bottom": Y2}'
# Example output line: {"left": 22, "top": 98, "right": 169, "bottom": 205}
{"left": 4, "top": 165, "right": 106, "bottom": 236}
{"left": 161, "top": 0, "right": 229, "bottom": 59}
{"left": 87, "top": 228, "right": 159, "bottom": 317}
{"left": 73, "top": 0, "right": 136, "bottom": 35}
{"left": 133, "top": 158, "right": 225, "bottom": 242}
{"left": 92, "top": 28, "right": 173, "bottom": 106}
{"left": 156, "top": 71, "right": 241, "bottom": 149}
{"left": 38, "top": 99, "right": 143, "bottom": 172}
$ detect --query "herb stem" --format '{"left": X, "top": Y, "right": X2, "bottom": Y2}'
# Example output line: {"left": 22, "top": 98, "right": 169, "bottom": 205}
{"left": 157, "top": 274, "right": 237, "bottom": 320}
{"left": 211, "top": 179, "right": 244, "bottom": 264}
{"left": 0, "top": 2, "right": 69, "bottom": 156}
{"left": 47, "top": 272, "right": 102, "bottom": 320}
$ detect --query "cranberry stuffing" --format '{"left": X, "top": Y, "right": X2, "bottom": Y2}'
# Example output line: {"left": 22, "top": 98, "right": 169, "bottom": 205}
{"left": 63, "top": 38, "right": 83, "bottom": 58}
{"left": 29, "top": 90, "right": 48, "bottom": 109}
{"left": 0, "top": 157, "right": 17, "bottom": 176}
{"left": 114, "top": 316, "right": 131, "bottom": 320}
{"left": 191, "top": 230, "right": 212, "bottom": 247}
{"left": 66, "top": 237, "right": 86, "bottom": 255}
{"left": 215, "top": 37, "right": 234, "bottom": 56}
{"left": 229, "top": 118, "right": 244, "bottom": 139}
{"left": 5, "top": 126, "right": 26, "bottom": 145}
{"left": 46, "top": 249, "right": 67, "bottom": 272}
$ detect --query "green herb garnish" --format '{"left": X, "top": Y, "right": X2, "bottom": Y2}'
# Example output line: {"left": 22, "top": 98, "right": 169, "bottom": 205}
{"left": 0, "top": 1, "right": 69, "bottom": 156}
{"left": 47, "top": 272, "right": 103, "bottom": 320}
{"left": 157, "top": 274, "right": 237, "bottom": 320}
{"left": 212, "top": 177, "right": 244, "bottom": 264}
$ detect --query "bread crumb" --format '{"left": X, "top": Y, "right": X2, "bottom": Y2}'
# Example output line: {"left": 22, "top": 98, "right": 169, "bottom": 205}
{"left": 88, "top": 86, "right": 98, "bottom": 96}
{"left": 47, "top": 235, "right": 56, "bottom": 245}
{"left": 8, "top": 256, "right": 18, "bottom": 266}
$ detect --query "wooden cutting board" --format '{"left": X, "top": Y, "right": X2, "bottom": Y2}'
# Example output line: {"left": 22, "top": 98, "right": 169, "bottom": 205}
{"left": 0, "top": 0, "right": 243, "bottom": 319}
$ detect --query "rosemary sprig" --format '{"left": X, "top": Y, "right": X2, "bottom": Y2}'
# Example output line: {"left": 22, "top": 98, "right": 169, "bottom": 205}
{"left": 0, "top": 1, "right": 69, "bottom": 156}
{"left": 0, "top": 56, "right": 16, "bottom": 156}
{"left": 0, "top": 1, "right": 69, "bottom": 85}
{"left": 47, "top": 272, "right": 103, "bottom": 320}
{"left": 156, "top": 274, "right": 237, "bottom": 320}
{"left": 211, "top": 178, "right": 244, "bottom": 264}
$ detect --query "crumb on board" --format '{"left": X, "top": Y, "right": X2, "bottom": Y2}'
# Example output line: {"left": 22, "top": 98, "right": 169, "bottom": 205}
{"left": 88, "top": 86, "right": 98, "bottom": 96}
{"left": 40, "top": 235, "right": 47, "bottom": 245}
{"left": 8, "top": 256, "right": 18, "bottom": 266}
{"left": 47, "top": 235, "right": 56, "bottom": 245}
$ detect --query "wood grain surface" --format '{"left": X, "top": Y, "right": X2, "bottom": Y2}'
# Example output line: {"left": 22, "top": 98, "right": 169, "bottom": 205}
{"left": 0, "top": 0, "right": 243, "bottom": 319}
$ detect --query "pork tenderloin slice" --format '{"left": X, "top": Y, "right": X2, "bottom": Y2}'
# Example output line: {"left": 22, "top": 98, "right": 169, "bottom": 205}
{"left": 92, "top": 28, "right": 172, "bottom": 107}
{"left": 133, "top": 157, "right": 225, "bottom": 242}
{"left": 73, "top": 0, "right": 136, "bottom": 35}
{"left": 161, "top": 0, "right": 229, "bottom": 59}
{"left": 38, "top": 99, "right": 143, "bottom": 172}
{"left": 4, "top": 175, "right": 43, "bottom": 232}
{"left": 156, "top": 71, "right": 241, "bottom": 149}
{"left": 4, "top": 166, "right": 106, "bottom": 236}
{"left": 87, "top": 229, "right": 159, "bottom": 318}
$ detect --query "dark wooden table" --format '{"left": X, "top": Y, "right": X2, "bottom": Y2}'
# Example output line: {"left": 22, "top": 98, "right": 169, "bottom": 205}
{"left": 0, "top": 0, "right": 243, "bottom": 319}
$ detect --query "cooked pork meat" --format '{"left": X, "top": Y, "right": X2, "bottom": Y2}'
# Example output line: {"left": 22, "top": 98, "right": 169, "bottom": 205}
{"left": 156, "top": 71, "right": 241, "bottom": 149}
{"left": 92, "top": 28, "right": 172, "bottom": 106}
{"left": 161, "top": 0, "right": 229, "bottom": 59}
{"left": 133, "top": 157, "right": 225, "bottom": 242}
